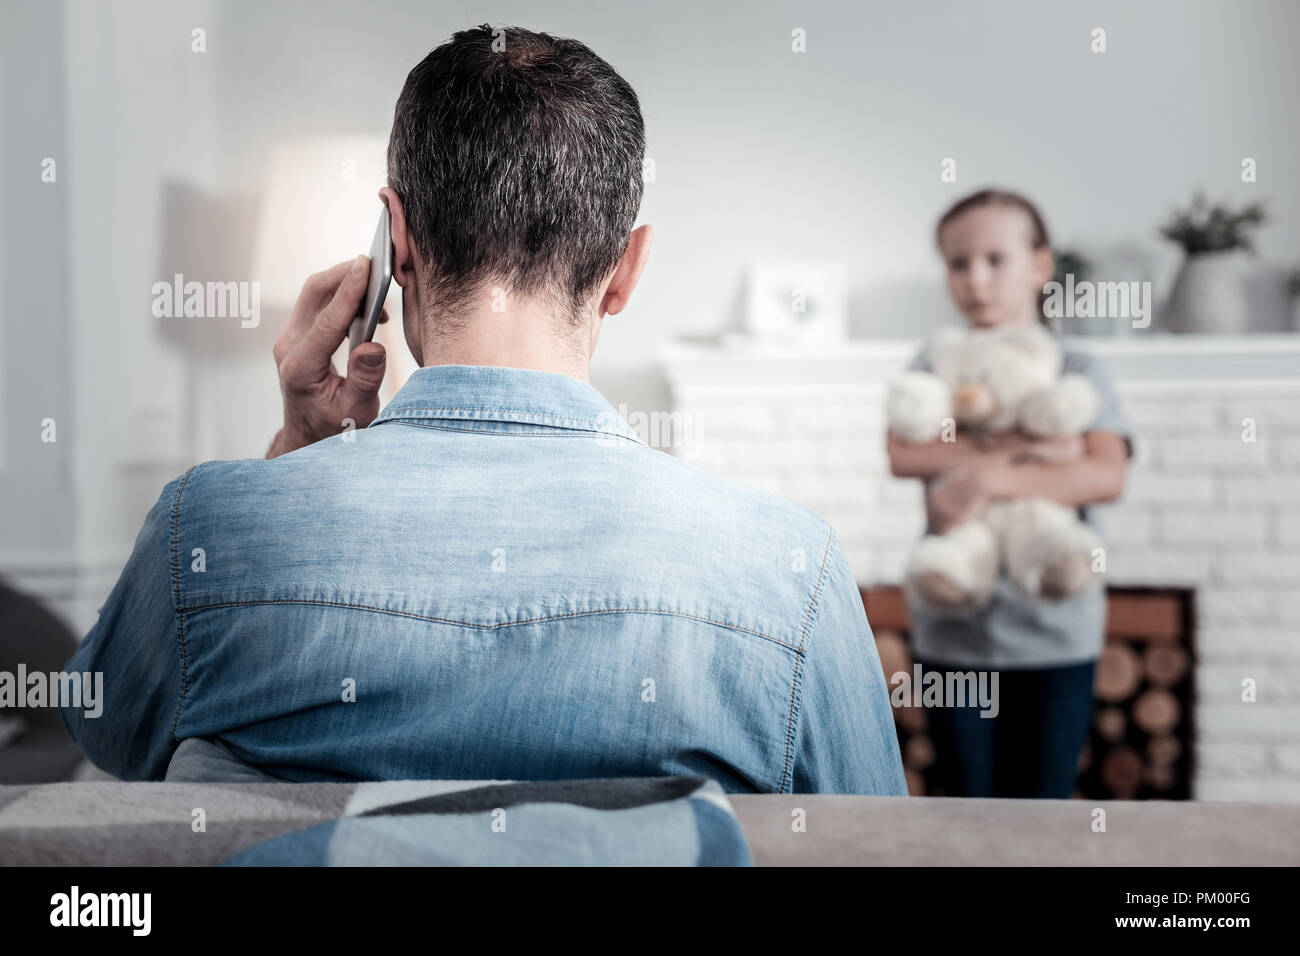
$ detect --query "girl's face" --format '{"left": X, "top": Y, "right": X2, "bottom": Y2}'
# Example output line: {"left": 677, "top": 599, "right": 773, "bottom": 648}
{"left": 938, "top": 205, "right": 1054, "bottom": 328}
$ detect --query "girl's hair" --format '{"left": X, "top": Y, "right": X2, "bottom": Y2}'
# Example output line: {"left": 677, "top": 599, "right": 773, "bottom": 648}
{"left": 934, "top": 188, "right": 1055, "bottom": 330}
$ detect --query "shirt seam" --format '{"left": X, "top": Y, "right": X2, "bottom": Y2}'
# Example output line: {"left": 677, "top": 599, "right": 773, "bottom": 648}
{"left": 168, "top": 464, "right": 201, "bottom": 743}
{"left": 376, "top": 406, "right": 619, "bottom": 427}
{"left": 371, "top": 408, "right": 644, "bottom": 445}
{"left": 173, "top": 599, "right": 803, "bottom": 654}
{"left": 779, "top": 522, "right": 835, "bottom": 793}
{"left": 371, "top": 418, "right": 643, "bottom": 444}
{"left": 379, "top": 404, "right": 593, "bottom": 416}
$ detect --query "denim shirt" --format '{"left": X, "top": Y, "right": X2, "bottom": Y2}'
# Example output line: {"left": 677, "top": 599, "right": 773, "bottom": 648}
{"left": 61, "top": 364, "right": 906, "bottom": 795}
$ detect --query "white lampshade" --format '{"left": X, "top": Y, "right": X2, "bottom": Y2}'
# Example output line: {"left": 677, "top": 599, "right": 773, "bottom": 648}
{"left": 253, "top": 136, "right": 388, "bottom": 305}
{"left": 252, "top": 136, "right": 416, "bottom": 398}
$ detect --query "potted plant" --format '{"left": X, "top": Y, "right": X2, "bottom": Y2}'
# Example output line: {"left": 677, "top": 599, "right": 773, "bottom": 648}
{"left": 1159, "top": 192, "right": 1266, "bottom": 333}
{"left": 1042, "top": 248, "right": 1096, "bottom": 335}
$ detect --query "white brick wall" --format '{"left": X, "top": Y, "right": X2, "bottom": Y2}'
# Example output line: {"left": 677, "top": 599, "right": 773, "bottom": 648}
{"left": 665, "top": 338, "right": 1300, "bottom": 802}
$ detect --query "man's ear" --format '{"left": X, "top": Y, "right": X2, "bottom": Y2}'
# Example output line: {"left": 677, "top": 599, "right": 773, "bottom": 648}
{"left": 379, "top": 187, "right": 416, "bottom": 289}
{"left": 598, "top": 224, "right": 653, "bottom": 318}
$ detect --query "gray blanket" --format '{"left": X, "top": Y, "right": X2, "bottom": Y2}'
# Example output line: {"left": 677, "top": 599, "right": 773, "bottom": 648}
{"left": 0, "top": 739, "right": 752, "bottom": 866}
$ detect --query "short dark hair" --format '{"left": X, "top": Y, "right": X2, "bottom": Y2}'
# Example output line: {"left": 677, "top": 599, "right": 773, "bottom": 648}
{"left": 387, "top": 24, "right": 646, "bottom": 331}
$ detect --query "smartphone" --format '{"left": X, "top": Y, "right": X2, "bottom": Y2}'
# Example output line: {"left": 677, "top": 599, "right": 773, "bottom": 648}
{"left": 348, "top": 205, "right": 394, "bottom": 352}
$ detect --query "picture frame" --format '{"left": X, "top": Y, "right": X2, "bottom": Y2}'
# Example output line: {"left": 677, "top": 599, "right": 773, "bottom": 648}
{"left": 743, "top": 261, "right": 848, "bottom": 347}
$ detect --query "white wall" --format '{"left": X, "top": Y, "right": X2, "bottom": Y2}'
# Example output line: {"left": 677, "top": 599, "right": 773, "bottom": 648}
{"left": 198, "top": 0, "right": 1300, "bottom": 432}
{"left": 1, "top": 0, "right": 77, "bottom": 612}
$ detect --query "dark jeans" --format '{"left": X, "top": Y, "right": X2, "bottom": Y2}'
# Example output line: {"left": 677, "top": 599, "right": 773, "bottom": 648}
{"left": 916, "top": 657, "right": 1096, "bottom": 799}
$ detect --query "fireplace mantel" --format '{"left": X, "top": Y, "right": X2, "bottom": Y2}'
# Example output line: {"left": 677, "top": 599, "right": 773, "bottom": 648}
{"left": 661, "top": 333, "right": 1300, "bottom": 390}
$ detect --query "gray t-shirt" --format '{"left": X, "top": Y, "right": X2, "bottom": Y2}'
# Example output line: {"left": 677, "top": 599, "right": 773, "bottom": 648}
{"left": 902, "top": 340, "right": 1133, "bottom": 669}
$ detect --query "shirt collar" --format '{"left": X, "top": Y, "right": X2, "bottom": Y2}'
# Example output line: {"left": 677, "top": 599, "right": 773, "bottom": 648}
{"left": 370, "top": 364, "right": 645, "bottom": 446}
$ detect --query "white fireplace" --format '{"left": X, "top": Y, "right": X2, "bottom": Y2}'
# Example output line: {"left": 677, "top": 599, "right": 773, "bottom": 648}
{"left": 661, "top": 334, "right": 1300, "bottom": 802}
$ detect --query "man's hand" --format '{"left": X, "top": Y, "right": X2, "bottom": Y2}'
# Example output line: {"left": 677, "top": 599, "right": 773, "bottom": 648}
{"left": 267, "top": 256, "right": 389, "bottom": 459}
{"left": 926, "top": 465, "right": 992, "bottom": 535}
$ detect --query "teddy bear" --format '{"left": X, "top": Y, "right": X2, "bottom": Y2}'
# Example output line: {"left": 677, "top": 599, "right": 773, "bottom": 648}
{"left": 886, "top": 323, "right": 1104, "bottom": 612}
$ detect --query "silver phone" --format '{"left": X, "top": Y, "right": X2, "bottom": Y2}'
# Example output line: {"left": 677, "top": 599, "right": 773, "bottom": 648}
{"left": 348, "top": 205, "right": 394, "bottom": 352}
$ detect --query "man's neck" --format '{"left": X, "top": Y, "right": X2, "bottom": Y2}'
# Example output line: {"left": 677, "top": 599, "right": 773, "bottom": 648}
{"left": 416, "top": 305, "right": 594, "bottom": 383}
{"left": 421, "top": 344, "right": 591, "bottom": 383}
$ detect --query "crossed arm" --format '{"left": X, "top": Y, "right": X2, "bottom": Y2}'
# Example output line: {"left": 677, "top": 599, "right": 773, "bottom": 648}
{"left": 887, "top": 430, "right": 1128, "bottom": 532}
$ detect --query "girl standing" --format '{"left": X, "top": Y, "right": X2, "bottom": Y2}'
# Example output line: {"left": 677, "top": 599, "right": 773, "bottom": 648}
{"left": 887, "top": 189, "right": 1132, "bottom": 798}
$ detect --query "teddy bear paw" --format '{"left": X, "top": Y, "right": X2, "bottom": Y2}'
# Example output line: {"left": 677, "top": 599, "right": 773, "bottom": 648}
{"left": 1038, "top": 551, "right": 1097, "bottom": 600}
{"left": 910, "top": 569, "right": 980, "bottom": 611}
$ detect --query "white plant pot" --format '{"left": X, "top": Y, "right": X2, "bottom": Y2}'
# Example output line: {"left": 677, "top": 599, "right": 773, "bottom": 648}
{"left": 1164, "top": 250, "right": 1250, "bottom": 334}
